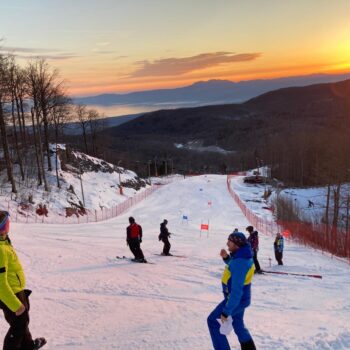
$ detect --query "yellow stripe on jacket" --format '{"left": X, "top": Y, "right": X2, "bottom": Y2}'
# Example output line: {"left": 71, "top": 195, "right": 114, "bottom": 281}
{"left": 222, "top": 263, "right": 255, "bottom": 287}
{"left": 0, "top": 239, "right": 26, "bottom": 312}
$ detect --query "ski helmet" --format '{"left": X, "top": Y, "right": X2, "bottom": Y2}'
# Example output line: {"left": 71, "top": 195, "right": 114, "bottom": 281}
{"left": 228, "top": 232, "right": 247, "bottom": 247}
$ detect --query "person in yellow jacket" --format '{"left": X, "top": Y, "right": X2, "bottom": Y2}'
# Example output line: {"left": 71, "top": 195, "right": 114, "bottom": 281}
{"left": 0, "top": 211, "right": 46, "bottom": 350}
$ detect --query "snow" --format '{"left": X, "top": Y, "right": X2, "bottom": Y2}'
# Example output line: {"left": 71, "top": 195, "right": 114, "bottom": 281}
{"left": 230, "top": 175, "right": 275, "bottom": 222}
{"left": 1, "top": 175, "right": 350, "bottom": 349}
{"left": 174, "top": 141, "right": 234, "bottom": 154}
{"left": 275, "top": 185, "right": 350, "bottom": 225}
{"left": 0, "top": 147, "right": 150, "bottom": 221}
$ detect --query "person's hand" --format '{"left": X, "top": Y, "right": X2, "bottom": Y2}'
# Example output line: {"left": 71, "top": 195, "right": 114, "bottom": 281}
{"left": 220, "top": 249, "right": 228, "bottom": 259}
{"left": 15, "top": 304, "right": 25, "bottom": 316}
{"left": 220, "top": 314, "right": 228, "bottom": 323}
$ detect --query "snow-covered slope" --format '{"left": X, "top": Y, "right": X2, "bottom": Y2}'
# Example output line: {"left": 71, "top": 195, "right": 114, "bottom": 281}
{"left": 1, "top": 175, "right": 350, "bottom": 349}
{"left": 0, "top": 145, "right": 149, "bottom": 219}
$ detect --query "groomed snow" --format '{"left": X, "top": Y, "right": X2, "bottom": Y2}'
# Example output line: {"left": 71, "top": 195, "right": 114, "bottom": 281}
{"left": 1, "top": 175, "right": 350, "bottom": 349}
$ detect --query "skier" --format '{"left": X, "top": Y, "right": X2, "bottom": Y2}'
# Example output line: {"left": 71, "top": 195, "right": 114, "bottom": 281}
{"left": 0, "top": 211, "right": 47, "bottom": 350}
{"left": 246, "top": 226, "right": 262, "bottom": 274}
{"left": 126, "top": 217, "right": 146, "bottom": 263}
{"left": 273, "top": 232, "right": 284, "bottom": 265}
{"left": 308, "top": 200, "right": 314, "bottom": 208}
{"left": 158, "top": 219, "right": 171, "bottom": 256}
{"left": 207, "top": 231, "right": 256, "bottom": 350}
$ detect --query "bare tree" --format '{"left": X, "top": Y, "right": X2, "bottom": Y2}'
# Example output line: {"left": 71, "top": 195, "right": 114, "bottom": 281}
{"left": 27, "top": 59, "right": 64, "bottom": 172}
{"left": 50, "top": 94, "right": 72, "bottom": 188}
{"left": 8, "top": 56, "right": 25, "bottom": 180}
{"left": 26, "top": 62, "right": 49, "bottom": 191}
{"left": 0, "top": 53, "right": 17, "bottom": 193}
{"left": 87, "top": 108, "right": 103, "bottom": 156}
{"left": 28, "top": 105, "right": 42, "bottom": 185}
{"left": 76, "top": 104, "right": 89, "bottom": 153}
{"left": 15, "top": 67, "right": 29, "bottom": 146}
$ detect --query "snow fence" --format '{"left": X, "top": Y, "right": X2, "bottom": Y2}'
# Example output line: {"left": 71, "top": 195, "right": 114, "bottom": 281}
{"left": 227, "top": 174, "right": 350, "bottom": 261}
{"left": 6, "top": 185, "right": 162, "bottom": 224}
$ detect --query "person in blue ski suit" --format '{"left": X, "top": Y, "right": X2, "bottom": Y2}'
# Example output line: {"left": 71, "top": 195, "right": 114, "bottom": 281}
{"left": 273, "top": 232, "right": 284, "bottom": 265}
{"left": 207, "top": 231, "right": 256, "bottom": 350}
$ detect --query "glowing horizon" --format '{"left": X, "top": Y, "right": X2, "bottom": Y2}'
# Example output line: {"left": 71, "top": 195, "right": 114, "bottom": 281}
{"left": 1, "top": 0, "right": 350, "bottom": 96}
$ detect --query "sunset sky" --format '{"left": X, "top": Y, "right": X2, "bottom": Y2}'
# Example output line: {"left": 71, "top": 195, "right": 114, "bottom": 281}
{"left": 1, "top": 0, "right": 350, "bottom": 96}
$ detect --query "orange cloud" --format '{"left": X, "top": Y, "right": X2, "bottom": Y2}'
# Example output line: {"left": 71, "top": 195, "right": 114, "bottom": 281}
{"left": 128, "top": 51, "right": 262, "bottom": 77}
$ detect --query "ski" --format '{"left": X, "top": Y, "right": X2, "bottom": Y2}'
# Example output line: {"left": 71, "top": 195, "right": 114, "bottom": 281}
{"left": 262, "top": 270, "right": 322, "bottom": 279}
{"left": 116, "top": 256, "right": 155, "bottom": 264}
{"left": 153, "top": 253, "right": 187, "bottom": 258}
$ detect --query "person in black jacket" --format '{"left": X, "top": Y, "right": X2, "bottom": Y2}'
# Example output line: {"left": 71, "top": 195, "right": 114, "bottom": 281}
{"left": 158, "top": 219, "right": 172, "bottom": 256}
{"left": 246, "top": 226, "right": 263, "bottom": 274}
{"left": 126, "top": 217, "right": 146, "bottom": 262}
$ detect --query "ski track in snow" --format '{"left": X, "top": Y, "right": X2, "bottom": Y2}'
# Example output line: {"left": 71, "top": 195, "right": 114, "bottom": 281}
{"left": 1, "top": 175, "right": 350, "bottom": 349}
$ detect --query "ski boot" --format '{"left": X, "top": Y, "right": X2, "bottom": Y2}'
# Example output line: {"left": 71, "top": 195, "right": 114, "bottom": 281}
{"left": 33, "top": 337, "right": 47, "bottom": 349}
{"left": 240, "top": 339, "right": 256, "bottom": 350}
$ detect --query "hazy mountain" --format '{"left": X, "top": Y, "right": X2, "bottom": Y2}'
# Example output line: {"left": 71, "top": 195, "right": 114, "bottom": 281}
{"left": 74, "top": 73, "right": 350, "bottom": 106}
{"left": 64, "top": 113, "right": 141, "bottom": 135}
{"left": 94, "top": 79, "right": 350, "bottom": 175}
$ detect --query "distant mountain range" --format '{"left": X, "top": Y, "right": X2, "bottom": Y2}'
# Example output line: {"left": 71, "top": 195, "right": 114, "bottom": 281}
{"left": 74, "top": 73, "right": 350, "bottom": 106}
{"left": 94, "top": 78, "right": 350, "bottom": 175}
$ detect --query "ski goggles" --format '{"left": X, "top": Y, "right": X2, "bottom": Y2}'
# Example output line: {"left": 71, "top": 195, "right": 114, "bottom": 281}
{"left": 0, "top": 211, "right": 10, "bottom": 232}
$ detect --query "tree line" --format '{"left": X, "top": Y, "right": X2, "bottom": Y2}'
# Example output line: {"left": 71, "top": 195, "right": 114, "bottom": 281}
{"left": 259, "top": 125, "right": 350, "bottom": 238}
{"left": 0, "top": 50, "right": 105, "bottom": 195}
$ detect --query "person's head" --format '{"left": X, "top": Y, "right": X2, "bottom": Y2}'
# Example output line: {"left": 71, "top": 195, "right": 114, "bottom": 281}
{"left": 246, "top": 225, "right": 254, "bottom": 233}
{"left": 163, "top": 219, "right": 168, "bottom": 225}
{"left": 227, "top": 232, "right": 247, "bottom": 253}
{"left": 276, "top": 232, "right": 282, "bottom": 238}
{"left": 0, "top": 211, "right": 10, "bottom": 238}
{"left": 129, "top": 216, "right": 135, "bottom": 224}
{"left": 233, "top": 228, "right": 238, "bottom": 233}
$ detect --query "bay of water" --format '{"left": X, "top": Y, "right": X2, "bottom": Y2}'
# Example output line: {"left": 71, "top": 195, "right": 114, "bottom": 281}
{"left": 86, "top": 102, "right": 204, "bottom": 118}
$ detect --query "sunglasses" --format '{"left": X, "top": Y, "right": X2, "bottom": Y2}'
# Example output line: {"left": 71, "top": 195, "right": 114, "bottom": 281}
{"left": 0, "top": 211, "right": 10, "bottom": 231}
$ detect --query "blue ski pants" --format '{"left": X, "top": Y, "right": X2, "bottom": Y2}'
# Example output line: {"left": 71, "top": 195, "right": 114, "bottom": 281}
{"left": 207, "top": 299, "right": 252, "bottom": 349}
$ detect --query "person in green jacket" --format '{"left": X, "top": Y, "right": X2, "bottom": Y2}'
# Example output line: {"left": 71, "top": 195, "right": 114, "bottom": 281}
{"left": 0, "top": 210, "right": 46, "bottom": 350}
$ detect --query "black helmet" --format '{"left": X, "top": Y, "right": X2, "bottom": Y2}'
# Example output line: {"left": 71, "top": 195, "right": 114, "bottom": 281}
{"left": 228, "top": 232, "right": 247, "bottom": 247}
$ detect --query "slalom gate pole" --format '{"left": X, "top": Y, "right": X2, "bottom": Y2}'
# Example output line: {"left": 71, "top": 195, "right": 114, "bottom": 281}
{"left": 262, "top": 270, "right": 322, "bottom": 279}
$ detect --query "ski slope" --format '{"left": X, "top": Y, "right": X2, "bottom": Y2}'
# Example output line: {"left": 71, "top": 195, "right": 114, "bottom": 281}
{"left": 1, "top": 175, "right": 350, "bottom": 349}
